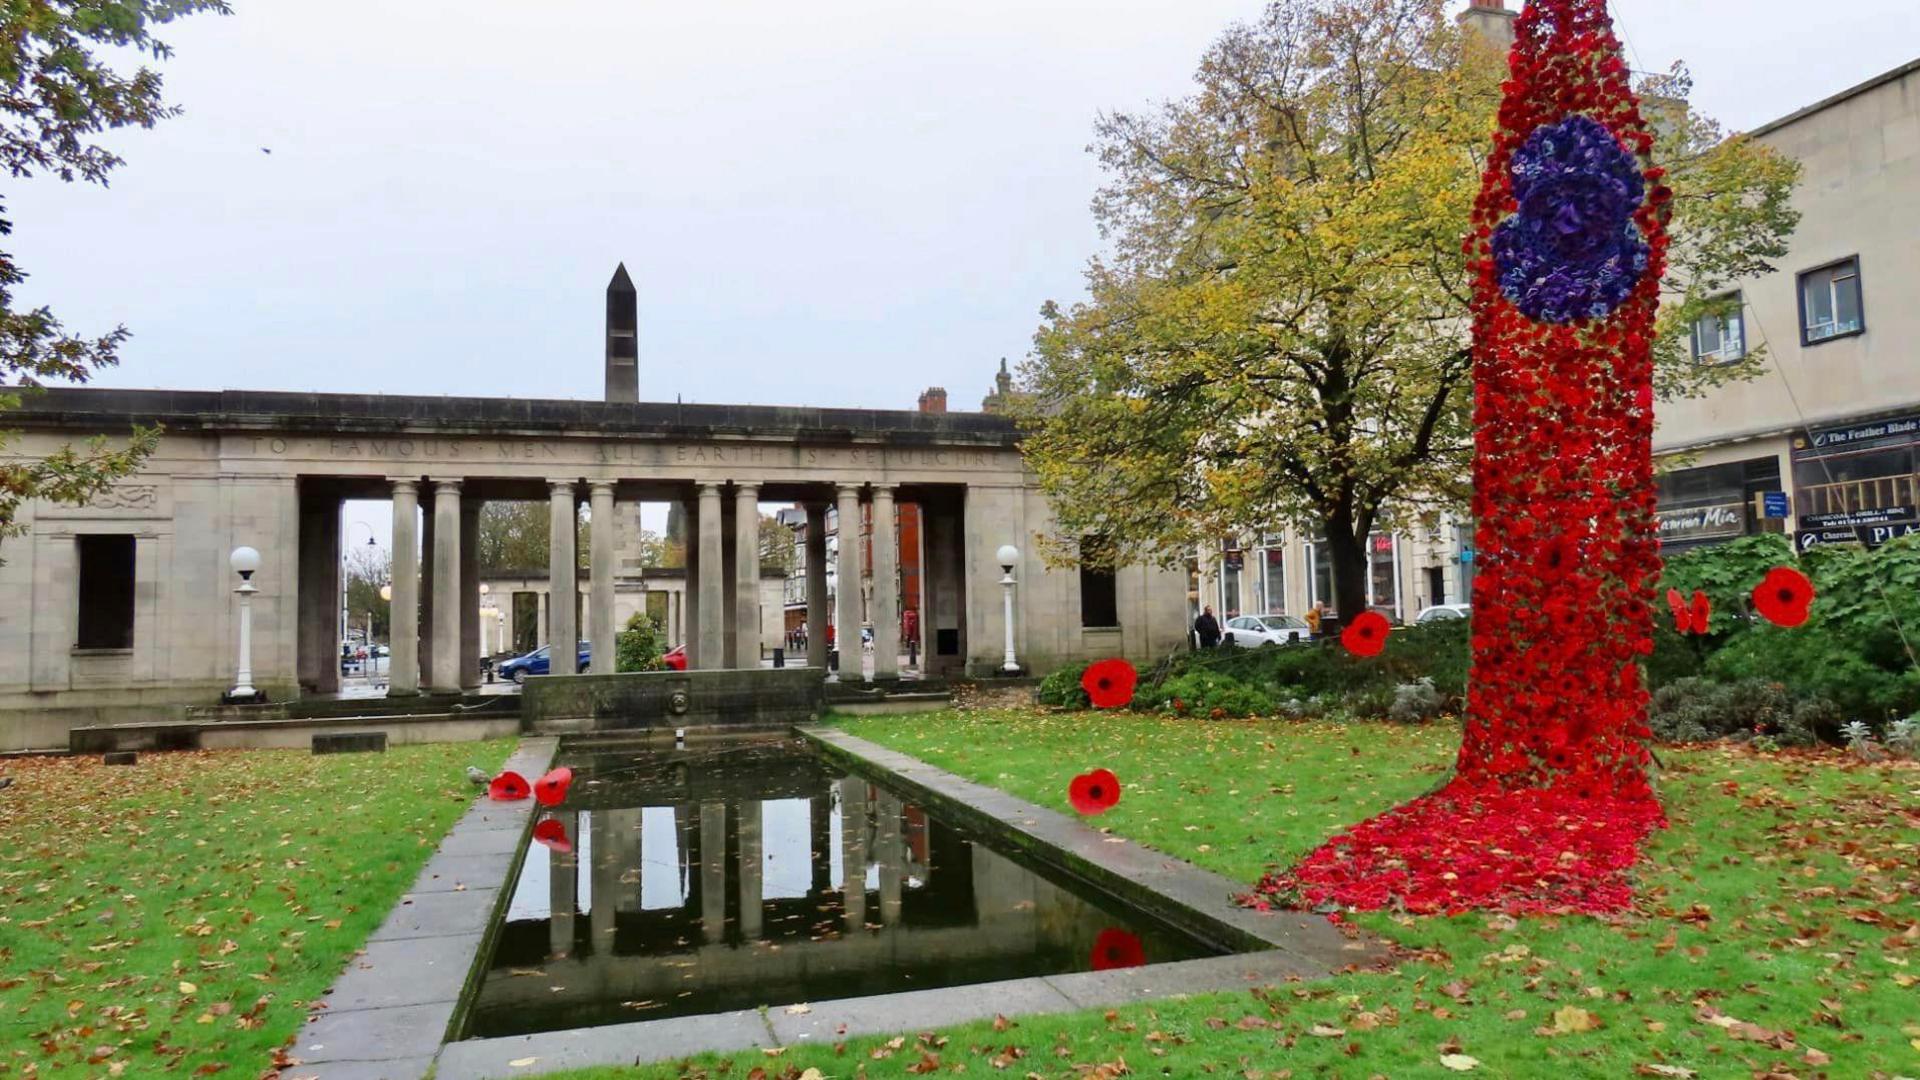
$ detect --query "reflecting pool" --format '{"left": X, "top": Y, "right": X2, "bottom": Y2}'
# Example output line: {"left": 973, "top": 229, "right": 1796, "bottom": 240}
{"left": 464, "top": 734, "right": 1219, "bottom": 1037}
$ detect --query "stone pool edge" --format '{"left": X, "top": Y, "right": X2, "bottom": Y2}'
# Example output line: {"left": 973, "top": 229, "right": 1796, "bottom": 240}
{"left": 289, "top": 736, "right": 559, "bottom": 1080}
{"left": 429, "top": 726, "right": 1386, "bottom": 1080}
{"left": 800, "top": 726, "right": 1381, "bottom": 964}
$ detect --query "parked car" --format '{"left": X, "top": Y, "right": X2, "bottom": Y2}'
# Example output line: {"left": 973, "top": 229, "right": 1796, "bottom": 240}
{"left": 1414, "top": 603, "right": 1471, "bottom": 625}
{"left": 662, "top": 644, "right": 688, "bottom": 671}
{"left": 496, "top": 642, "right": 592, "bottom": 684}
{"left": 1222, "top": 614, "right": 1311, "bottom": 647}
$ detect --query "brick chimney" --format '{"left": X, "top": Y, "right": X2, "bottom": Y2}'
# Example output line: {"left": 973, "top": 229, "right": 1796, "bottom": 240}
{"left": 917, "top": 387, "right": 948, "bottom": 413}
{"left": 1457, "top": 0, "right": 1515, "bottom": 51}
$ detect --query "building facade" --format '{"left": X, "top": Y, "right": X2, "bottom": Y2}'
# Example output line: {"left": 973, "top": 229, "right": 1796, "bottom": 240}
{"left": 0, "top": 387, "right": 1191, "bottom": 749}
{"left": 1652, "top": 59, "right": 1920, "bottom": 555}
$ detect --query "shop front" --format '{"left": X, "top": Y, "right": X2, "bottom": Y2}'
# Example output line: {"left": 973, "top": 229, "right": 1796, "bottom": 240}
{"left": 1791, "top": 411, "right": 1920, "bottom": 552}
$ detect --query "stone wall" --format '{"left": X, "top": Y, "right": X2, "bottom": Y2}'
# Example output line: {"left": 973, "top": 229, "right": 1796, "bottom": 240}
{"left": 521, "top": 667, "right": 826, "bottom": 732}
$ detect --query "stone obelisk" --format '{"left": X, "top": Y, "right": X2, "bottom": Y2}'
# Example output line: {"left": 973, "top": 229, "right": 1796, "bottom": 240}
{"left": 605, "top": 262, "right": 638, "bottom": 403}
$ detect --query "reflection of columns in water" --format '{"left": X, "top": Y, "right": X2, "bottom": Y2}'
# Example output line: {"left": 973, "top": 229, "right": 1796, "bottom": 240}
{"left": 838, "top": 777, "right": 868, "bottom": 932}
{"left": 674, "top": 803, "right": 692, "bottom": 906}
{"left": 548, "top": 809, "right": 579, "bottom": 959}
{"left": 736, "top": 800, "right": 764, "bottom": 940}
{"left": 608, "top": 808, "right": 643, "bottom": 914}
{"left": 875, "top": 790, "right": 904, "bottom": 925}
{"left": 589, "top": 811, "right": 616, "bottom": 950}
{"left": 810, "top": 794, "right": 832, "bottom": 897}
{"left": 699, "top": 802, "right": 727, "bottom": 945}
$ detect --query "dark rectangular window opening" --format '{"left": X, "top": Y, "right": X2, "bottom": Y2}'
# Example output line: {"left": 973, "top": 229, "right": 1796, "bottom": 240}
{"left": 1079, "top": 535, "right": 1119, "bottom": 629}
{"left": 1798, "top": 257, "right": 1864, "bottom": 345}
{"left": 77, "top": 535, "right": 136, "bottom": 650}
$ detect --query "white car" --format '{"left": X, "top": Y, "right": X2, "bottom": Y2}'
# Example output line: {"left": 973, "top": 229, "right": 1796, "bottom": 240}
{"left": 1414, "top": 603, "right": 1471, "bottom": 625}
{"left": 1222, "top": 614, "right": 1311, "bottom": 647}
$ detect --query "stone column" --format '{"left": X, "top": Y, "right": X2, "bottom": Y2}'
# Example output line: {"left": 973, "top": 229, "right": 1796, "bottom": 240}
{"left": 388, "top": 480, "right": 421, "bottom": 696}
{"left": 834, "top": 484, "right": 863, "bottom": 681}
{"left": 870, "top": 485, "right": 900, "bottom": 680}
{"left": 428, "top": 479, "right": 462, "bottom": 693}
{"left": 696, "top": 484, "right": 726, "bottom": 669}
{"left": 589, "top": 482, "right": 618, "bottom": 674}
{"left": 536, "top": 590, "right": 550, "bottom": 649}
{"left": 548, "top": 480, "right": 579, "bottom": 675}
{"left": 683, "top": 496, "right": 700, "bottom": 668}
{"left": 737, "top": 799, "right": 764, "bottom": 940}
{"left": 733, "top": 483, "right": 760, "bottom": 669}
{"left": 805, "top": 502, "right": 828, "bottom": 669}
{"left": 418, "top": 498, "right": 436, "bottom": 685}
{"left": 459, "top": 497, "right": 481, "bottom": 690}
{"left": 699, "top": 801, "right": 727, "bottom": 944}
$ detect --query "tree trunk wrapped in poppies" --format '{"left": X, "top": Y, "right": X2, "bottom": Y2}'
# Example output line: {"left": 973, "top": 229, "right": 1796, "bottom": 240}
{"left": 1250, "top": 0, "right": 1671, "bottom": 916}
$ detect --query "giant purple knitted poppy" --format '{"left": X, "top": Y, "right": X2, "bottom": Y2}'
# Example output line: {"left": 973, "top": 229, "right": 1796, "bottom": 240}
{"left": 1490, "top": 115, "right": 1649, "bottom": 324}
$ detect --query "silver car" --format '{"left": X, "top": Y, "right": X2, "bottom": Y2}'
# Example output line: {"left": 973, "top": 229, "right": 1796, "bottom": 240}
{"left": 1414, "top": 603, "right": 1471, "bottom": 625}
{"left": 1222, "top": 614, "right": 1311, "bottom": 647}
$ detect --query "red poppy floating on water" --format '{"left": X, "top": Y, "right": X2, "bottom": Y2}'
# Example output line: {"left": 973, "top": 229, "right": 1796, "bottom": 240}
{"left": 488, "top": 770, "right": 531, "bottom": 801}
{"left": 1752, "top": 566, "right": 1814, "bottom": 628}
{"left": 1080, "top": 658, "right": 1138, "bottom": 709}
{"left": 1090, "top": 927, "right": 1145, "bottom": 971}
{"left": 532, "top": 816, "right": 572, "bottom": 853}
{"left": 534, "top": 767, "right": 573, "bottom": 807}
{"left": 1341, "top": 611, "right": 1391, "bottom": 657}
{"left": 1068, "top": 768, "right": 1122, "bottom": 816}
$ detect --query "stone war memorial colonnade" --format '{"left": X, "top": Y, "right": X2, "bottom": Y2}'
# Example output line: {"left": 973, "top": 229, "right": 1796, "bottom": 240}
{"left": 0, "top": 388, "right": 1191, "bottom": 749}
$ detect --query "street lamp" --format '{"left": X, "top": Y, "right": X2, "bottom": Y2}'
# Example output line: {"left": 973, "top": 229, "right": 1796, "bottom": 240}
{"left": 225, "top": 546, "right": 263, "bottom": 703}
{"left": 997, "top": 544, "right": 1021, "bottom": 674}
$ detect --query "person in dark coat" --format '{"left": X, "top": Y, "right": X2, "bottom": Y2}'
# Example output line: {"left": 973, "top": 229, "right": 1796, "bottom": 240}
{"left": 1193, "top": 605, "right": 1223, "bottom": 649}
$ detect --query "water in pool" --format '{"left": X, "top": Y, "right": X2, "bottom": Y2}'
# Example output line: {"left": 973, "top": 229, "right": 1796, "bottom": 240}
{"left": 464, "top": 734, "right": 1220, "bottom": 1037}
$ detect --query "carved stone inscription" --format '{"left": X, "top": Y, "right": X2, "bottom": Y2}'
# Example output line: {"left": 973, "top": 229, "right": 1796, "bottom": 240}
{"left": 238, "top": 436, "right": 999, "bottom": 472}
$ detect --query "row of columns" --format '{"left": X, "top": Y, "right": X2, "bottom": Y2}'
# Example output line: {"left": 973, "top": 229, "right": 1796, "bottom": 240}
{"left": 542, "top": 784, "right": 910, "bottom": 960}
{"left": 383, "top": 476, "right": 907, "bottom": 692}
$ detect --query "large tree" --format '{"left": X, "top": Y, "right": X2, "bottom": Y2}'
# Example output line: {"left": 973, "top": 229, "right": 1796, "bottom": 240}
{"left": 0, "top": 0, "right": 230, "bottom": 558}
{"left": 1016, "top": 0, "right": 1798, "bottom": 623}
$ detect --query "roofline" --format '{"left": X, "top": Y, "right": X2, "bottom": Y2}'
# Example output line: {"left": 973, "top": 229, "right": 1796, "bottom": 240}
{"left": 1747, "top": 56, "right": 1920, "bottom": 139}
{"left": 0, "top": 386, "right": 1022, "bottom": 447}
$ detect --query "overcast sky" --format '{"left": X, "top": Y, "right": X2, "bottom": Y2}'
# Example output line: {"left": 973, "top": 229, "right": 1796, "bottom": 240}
{"left": 10, "top": 0, "right": 1915, "bottom": 417}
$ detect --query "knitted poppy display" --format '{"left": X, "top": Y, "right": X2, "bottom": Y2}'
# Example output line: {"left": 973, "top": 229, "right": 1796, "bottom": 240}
{"left": 1090, "top": 927, "right": 1146, "bottom": 971}
{"left": 1080, "top": 658, "right": 1139, "bottom": 709}
{"left": 1251, "top": 0, "right": 1669, "bottom": 917}
{"left": 1752, "top": 566, "right": 1814, "bottom": 627}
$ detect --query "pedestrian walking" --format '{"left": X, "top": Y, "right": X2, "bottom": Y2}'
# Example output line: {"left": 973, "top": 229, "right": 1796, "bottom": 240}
{"left": 1193, "top": 605, "right": 1222, "bottom": 649}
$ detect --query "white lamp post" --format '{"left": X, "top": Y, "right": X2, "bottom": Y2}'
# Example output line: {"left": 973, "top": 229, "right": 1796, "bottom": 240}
{"left": 996, "top": 544, "right": 1021, "bottom": 674}
{"left": 226, "top": 546, "right": 263, "bottom": 703}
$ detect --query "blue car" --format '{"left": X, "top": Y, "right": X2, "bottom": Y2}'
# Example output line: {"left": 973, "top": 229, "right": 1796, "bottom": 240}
{"left": 497, "top": 642, "right": 591, "bottom": 684}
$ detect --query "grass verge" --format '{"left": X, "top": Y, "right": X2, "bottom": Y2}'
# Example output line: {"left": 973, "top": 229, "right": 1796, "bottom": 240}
{"left": 0, "top": 739, "right": 514, "bottom": 1078}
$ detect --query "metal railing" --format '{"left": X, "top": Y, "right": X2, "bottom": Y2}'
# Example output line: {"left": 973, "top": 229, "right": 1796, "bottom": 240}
{"left": 1799, "top": 473, "right": 1920, "bottom": 517}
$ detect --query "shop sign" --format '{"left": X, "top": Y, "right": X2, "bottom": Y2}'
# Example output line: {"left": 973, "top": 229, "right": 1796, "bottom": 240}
{"left": 1795, "top": 504, "right": 1920, "bottom": 551}
{"left": 1657, "top": 502, "right": 1745, "bottom": 543}
{"left": 1761, "top": 491, "right": 1790, "bottom": 519}
{"left": 1795, "top": 413, "right": 1920, "bottom": 459}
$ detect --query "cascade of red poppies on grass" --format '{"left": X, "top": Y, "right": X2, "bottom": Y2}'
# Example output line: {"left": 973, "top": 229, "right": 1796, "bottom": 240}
{"left": 1251, "top": 0, "right": 1672, "bottom": 916}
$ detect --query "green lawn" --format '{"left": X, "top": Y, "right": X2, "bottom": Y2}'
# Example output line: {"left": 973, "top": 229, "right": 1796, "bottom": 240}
{"left": 550, "top": 709, "right": 1917, "bottom": 1079}
{"left": 0, "top": 739, "right": 514, "bottom": 1078}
